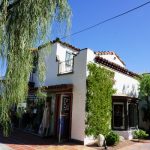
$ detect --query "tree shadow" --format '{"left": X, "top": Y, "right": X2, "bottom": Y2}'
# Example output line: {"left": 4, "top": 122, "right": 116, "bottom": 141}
{"left": 0, "top": 129, "right": 81, "bottom": 146}
{"left": 122, "top": 84, "right": 138, "bottom": 97}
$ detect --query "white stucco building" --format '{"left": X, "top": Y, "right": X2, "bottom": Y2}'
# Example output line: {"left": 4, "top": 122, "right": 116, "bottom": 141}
{"left": 27, "top": 38, "right": 139, "bottom": 144}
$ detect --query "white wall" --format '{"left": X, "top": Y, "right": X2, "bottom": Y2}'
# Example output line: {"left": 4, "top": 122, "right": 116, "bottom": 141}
{"left": 34, "top": 43, "right": 79, "bottom": 86}
{"left": 85, "top": 48, "right": 95, "bottom": 77}
{"left": 34, "top": 44, "right": 139, "bottom": 142}
{"left": 71, "top": 50, "right": 87, "bottom": 141}
{"left": 34, "top": 43, "right": 87, "bottom": 141}
{"left": 114, "top": 72, "right": 139, "bottom": 97}
{"left": 100, "top": 54, "right": 125, "bottom": 68}
{"left": 86, "top": 49, "right": 139, "bottom": 97}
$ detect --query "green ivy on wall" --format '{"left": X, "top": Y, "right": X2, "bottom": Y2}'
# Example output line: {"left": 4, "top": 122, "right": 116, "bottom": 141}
{"left": 85, "top": 63, "right": 115, "bottom": 137}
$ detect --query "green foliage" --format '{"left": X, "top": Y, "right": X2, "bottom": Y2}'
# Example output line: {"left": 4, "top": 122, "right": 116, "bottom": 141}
{"left": 139, "top": 74, "right": 150, "bottom": 99}
{"left": 139, "top": 74, "right": 150, "bottom": 122}
{"left": 142, "top": 102, "right": 150, "bottom": 122}
{"left": 106, "top": 131, "right": 119, "bottom": 146}
{"left": 36, "top": 87, "right": 47, "bottom": 105}
{"left": 133, "top": 129, "right": 149, "bottom": 139}
{"left": 0, "top": 0, "right": 71, "bottom": 136}
{"left": 85, "top": 63, "right": 115, "bottom": 137}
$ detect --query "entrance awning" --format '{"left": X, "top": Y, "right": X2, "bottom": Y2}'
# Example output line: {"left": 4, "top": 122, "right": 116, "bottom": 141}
{"left": 29, "top": 84, "right": 73, "bottom": 93}
{"left": 112, "top": 95, "right": 139, "bottom": 103}
{"left": 46, "top": 84, "right": 73, "bottom": 92}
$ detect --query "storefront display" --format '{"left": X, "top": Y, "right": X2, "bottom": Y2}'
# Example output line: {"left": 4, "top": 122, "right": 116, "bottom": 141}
{"left": 10, "top": 91, "right": 72, "bottom": 141}
{"left": 38, "top": 100, "right": 51, "bottom": 136}
{"left": 11, "top": 93, "right": 56, "bottom": 137}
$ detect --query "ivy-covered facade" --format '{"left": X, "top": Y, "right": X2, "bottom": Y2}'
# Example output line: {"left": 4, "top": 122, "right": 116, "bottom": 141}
{"left": 7, "top": 39, "right": 139, "bottom": 144}
{"left": 86, "top": 63, "right": 115, "bottom": 138}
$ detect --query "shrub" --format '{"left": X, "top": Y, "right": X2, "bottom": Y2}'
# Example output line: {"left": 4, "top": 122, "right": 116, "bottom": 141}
{"left": 106, "top": 131, "right": 119, "bottom": 146}
{"left": 133, "top": 129, "right": 149, "bottom": 139}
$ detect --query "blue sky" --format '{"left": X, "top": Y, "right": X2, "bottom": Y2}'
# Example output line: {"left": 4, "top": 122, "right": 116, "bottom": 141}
{"left": 0, "top": 0, "right": 150, "bottom": 76}
{"left": 60, "top": 0, "right": 150, "bottom": 74}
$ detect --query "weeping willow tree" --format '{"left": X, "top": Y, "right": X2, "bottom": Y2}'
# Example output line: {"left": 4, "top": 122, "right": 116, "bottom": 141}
{"left": 0, "top": 0, "right": 71, "bottom": 136}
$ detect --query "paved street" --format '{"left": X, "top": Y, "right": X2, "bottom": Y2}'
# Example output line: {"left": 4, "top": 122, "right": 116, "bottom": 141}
{"left": 119, "top": 142, "right": 150, "bottom": 150}
{"left": 0, "top": 129, "right": 94, "bottom": 150}
{"left": 1, "top": 141, "right": 150, "bottom": 150}
{"left": 1, "top": 130, "right": 150, "bottom": 150}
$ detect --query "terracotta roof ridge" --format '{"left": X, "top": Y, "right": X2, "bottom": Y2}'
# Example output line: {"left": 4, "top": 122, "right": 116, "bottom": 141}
{"left": 95, "top": 51, "right": 115, "bottom": 55}
{"left": 52, "top": 38, "right": 80, "bottom": 51}
{"left": 95, "top": 51, "right": 126, "bottom": 66}
{"left": 95, "top": 56, "right": 139, "bottom": 78}
{"left": 32, "top": 38, "right": 80, "bottom": 52}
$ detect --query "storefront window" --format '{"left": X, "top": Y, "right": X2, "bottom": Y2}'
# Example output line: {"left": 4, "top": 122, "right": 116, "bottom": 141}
{"left": 113, "top": 103, "right": 125, "bottom": 129}
{"left": 12, "top": 93, "right": 56, "bottom": 137}
{"left": 112, "top": 97, "right": 138, "bottom": 130}
{"left": 21, "top": 96, "right": 44, "bottom": 134}
{"left": 129, "top": 103, "right": 138, "bottom": 128}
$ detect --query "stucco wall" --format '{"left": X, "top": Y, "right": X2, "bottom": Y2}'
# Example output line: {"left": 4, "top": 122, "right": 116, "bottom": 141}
{"left": 71, "top": 50, "right": 87, "bottom": 141}
{"left": 100, "top": 54, "right": 125, "bottom": 68}
{"left": 114, "top": 72, "right": 139, "bottom": 97}
{"left": 84, "top": 49, "right": 139, "bottom": 144}
{"left": 34, "top": 44, "right": 139, "bottom": 142}
{"left": 34, "top": 43, "right": 87, "bottom": 141}
{"left": 86, "top": 49, "right": 139, "bottom": 97}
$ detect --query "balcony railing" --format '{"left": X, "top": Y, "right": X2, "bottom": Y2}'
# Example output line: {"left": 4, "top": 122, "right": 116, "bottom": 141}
{"left": 58, "top": 59, "right": 74, "bottom": 75}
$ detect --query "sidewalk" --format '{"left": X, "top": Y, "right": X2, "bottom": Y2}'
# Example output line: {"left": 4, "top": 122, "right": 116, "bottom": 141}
{"left": 119, "top": 142, "right": 150, "bottom": 150}
{"left": 0, "top": 144, "right": 11, "bottom": 150}
{"left": 1, "top": 130, "right": 150, "bottom": 150}
{"left": 0, "top": 129, "right": 94, "bottom": 150}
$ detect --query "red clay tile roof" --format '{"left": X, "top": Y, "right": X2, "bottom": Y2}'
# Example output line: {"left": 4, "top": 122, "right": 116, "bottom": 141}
{"left": 35, "top": 40, "right": 139, "bottom": 78}
{"left": 37, "top": 38, "right": 80, "bottom": 52}
{"left": 95, "top": 51, "right": 126, "bottom": 66}
{"left": 52, "top": 38, "right": 80, "bottom": 52}
{"left": 38, "top": 41, "right": 52, "bottom": 50}
{"left": 95, "top": 56, "right": 139, "bottom": 78}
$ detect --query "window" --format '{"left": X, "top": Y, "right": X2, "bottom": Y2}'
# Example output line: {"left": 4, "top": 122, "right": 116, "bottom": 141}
{"left": 113, "top": 103, "right": 125, "bottom": 129}
{"left": 129, "top": 103, "right": 138, "bottom": 128}
{"left": 65, "top": 51, "right": 73, "bottom": 66}
{"left": 58, "top": 51, "right": 74, "bottom": 74}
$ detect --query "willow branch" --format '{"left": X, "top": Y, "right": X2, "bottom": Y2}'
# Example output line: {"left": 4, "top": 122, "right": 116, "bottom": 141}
{"left": 0, "top": 0, "right": 21, "bottom": 11}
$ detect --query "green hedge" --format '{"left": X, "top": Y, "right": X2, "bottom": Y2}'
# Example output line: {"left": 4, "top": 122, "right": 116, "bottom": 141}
{"left": 85, "top": 63, "right": 115, "bottom": 137}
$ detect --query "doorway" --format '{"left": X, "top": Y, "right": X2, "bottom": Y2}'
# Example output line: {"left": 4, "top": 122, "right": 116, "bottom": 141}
{"left": 58, "top": 94, "right": 72, "bottom": 142}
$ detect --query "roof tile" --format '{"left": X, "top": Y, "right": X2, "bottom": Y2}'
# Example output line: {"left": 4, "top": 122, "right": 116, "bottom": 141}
{"left": 95, "top": 56, "right": 139, "bottom": 78}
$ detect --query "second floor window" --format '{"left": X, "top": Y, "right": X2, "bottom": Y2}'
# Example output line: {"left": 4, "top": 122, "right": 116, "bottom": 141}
{"left": 65, "top": 51, "right": 73, "bottom": 66}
